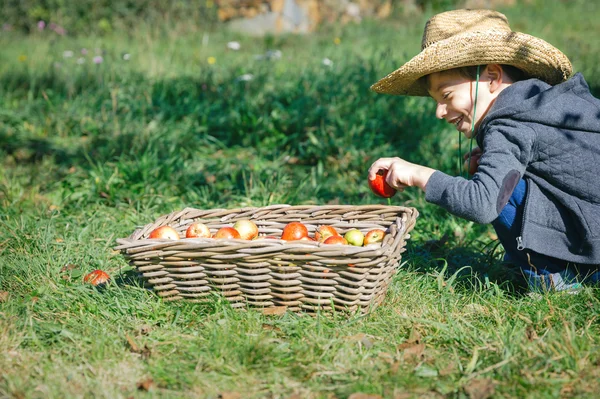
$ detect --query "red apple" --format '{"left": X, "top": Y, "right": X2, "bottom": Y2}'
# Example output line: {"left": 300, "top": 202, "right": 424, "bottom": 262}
{"left": 186, "top": 222, "right": 211, "bottom": 238}
{"left": 323, "top": 235, "right": 348, "bottom": 245}
{"left": 83, "top": 269, "right": 110, "bottom": 286}
{"left": 364, "top": 229, "right": 386, "bottom": 245}
{"left": 281, "top": 222, "right": 309, "bottom": 241}
{"left": 233, "top": 219, "right": 259, "bottom": 240}
{"left": 344, "top": 229, "right": 365, "bottom": 246}
{"left": 149, "top": 226, "right": 180, "bottom": 240}
{"left": 314, "top": 225, "right": 339, "bottom": 242}
{"left": 368, "top": 169, "right": 396, "bottom": 198}
{"left": 214, "top": 227, "right": 241, "bottom": 239}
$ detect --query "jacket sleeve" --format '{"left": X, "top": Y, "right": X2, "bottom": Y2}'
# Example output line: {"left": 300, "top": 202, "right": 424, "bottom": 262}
{"left": 424, "top": 121, "right": 535, "bottom": 224}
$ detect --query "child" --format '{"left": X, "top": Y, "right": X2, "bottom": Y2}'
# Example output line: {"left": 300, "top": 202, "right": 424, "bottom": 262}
{"left": 368, "top": 9, "right": 600, "bottom": 292}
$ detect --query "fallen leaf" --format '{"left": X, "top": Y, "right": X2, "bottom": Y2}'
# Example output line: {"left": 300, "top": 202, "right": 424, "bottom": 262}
{"left": 525, "top": 325, "right": 538, "bottom": 341}
{"left": 60, "top": 264, "right": 78, "bottom": 272}
{"left": 126, "top": 334, "right": 139, "bottom": 352}
{"left": 139, "top": 324, "right": 152, "bottom": 335}
{"left": 464, "top": 378, "right": 495, "bottom": 399}
{"left": 262, "top": 323, "right": 282, "bottom": 333}
{"left": 398, "top": 329, "right": 425, "bottom": 361}
{"left": 260, "top": 306, "right": 287, "bottom": 316}
{"left": 0, "top": 291, "right": 9, "bottom": 302}
{"left": 126, "top": 334, "right": 151, "bottom": 359}
{"left": 219, "top": 392, "right": 242, "bottom": 399}
{"left": 136, "top": 378, "right": 154, "bottom": 391}
{"left": 348, "top": 393, "right": 382, "bottom": 399}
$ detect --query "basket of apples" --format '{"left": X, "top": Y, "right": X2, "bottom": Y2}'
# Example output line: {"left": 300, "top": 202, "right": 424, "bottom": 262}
{"left": 115, "top": 203, "right": 418, "bottom": 314}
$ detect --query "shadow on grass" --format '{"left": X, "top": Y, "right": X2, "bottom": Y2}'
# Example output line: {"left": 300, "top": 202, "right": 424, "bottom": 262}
{"left": 407, "top": 236, "right": 530, "bottom": 296}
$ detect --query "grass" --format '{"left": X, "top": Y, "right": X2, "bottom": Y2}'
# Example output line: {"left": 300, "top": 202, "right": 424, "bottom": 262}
{"left": 2, "top": 1, "right": 600, "bottom": 398}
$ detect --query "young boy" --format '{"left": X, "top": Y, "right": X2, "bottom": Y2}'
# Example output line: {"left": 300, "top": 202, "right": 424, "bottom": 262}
{"left": 368, "top": 9, "right": 600, "bottom": 292}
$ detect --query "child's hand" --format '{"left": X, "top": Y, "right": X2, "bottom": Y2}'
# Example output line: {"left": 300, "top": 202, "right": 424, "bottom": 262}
{"left": 368, "top": 157, "right": 436, "bottom": 192}
{"left": 463, "top": 146, "right": 483, "bottom": 175}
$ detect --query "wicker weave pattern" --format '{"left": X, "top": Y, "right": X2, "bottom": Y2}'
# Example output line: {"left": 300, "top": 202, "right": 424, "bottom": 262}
{"left": 115, "top": 204, "right": 418, "bottom": 314}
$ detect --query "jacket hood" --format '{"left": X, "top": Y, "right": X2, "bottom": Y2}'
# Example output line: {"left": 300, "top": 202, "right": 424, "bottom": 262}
{"left": 480, "top": 73, "right": 600, "bottom": 134}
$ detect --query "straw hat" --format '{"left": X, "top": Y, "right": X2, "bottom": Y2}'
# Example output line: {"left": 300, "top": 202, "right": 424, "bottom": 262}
{"left": 370, "top": 9, "right": 572, "bottom": 96}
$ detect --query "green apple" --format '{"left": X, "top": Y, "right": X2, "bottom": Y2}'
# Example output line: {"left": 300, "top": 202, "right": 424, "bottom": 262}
{"left": 344, "top": 229, "right": 365, "bottom": 246}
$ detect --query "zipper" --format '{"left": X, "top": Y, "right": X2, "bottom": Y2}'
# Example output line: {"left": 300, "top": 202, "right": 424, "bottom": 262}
{"left": 515, "top": 179, "right": 530, "bottom": 251}
{"left": 516, "top": 236, "right": 524, "bottom": 251}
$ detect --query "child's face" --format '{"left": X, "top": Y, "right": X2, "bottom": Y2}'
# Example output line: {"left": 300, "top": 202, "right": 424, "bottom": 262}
{"left": 427, "top": 69, "right": 497, "bottom": 139}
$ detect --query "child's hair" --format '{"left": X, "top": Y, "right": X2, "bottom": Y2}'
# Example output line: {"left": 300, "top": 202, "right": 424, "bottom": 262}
{"left": 421, "top": 64, "right": 528, "bottom": 91}
{"left": 456, "top": 64, "right": 527, "bottom": 82}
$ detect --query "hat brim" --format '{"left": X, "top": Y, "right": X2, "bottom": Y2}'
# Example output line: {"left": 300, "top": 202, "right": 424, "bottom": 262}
{"left": 370, "top": 30, "right": 572, "bottom": 96}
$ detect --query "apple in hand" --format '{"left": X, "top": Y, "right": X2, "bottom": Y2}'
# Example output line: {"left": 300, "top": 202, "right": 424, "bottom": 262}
{"left": 323, "top": 235, "right": 348, "bottom": 245}
{"left": 186, "top": 222, "right": 211, "bottom": 238}
{"left": 281, "top": 222, "right": 309, "bottom": 241}
{"left": 314, "top": 225, "right": 339, "bottom": 242}
{"left": 149, "top": 226, "right": 180, "bottom": 240}
{"left": 214, "top": 227, "right": 241, "bottom": 239}
{"left": 233, "top": 219, "right": 259, "bottom": 240}
{"left": 364, "top": 229, "right": 386, "bottom": 245}
{"left": 344, "top": 229, "right": 365, "bottom": 246}
{"left": 368, "top": 169, "right": 396, "bottom": 198}
{"left": 83, "top": 269, "right": 110, "bottom": 286}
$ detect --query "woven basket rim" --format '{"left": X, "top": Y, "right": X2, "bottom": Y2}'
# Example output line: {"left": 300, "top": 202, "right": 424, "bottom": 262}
{"left": 115, "top": 204, "right": 419, "bottom": 258}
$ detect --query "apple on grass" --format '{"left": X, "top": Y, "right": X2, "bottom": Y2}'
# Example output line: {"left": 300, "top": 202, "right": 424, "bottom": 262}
{"left": 83, "top": 270, "right": 110, "bottom": 286}
{"left": 186, "top": 222, "right": 211, "bottom": 238}
{"left": 344, "top": 229, "right": 365, "bottom": 246}
{"left": 149, "top": 226, "right": 180, "bottom": 240}
{"left": 233, "top": 219, "right": 259, "bottom": 240}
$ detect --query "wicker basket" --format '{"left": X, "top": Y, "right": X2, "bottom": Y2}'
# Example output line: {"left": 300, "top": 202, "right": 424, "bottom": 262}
{"left": 115, "top": 204, "right": 418, "bottom": 314}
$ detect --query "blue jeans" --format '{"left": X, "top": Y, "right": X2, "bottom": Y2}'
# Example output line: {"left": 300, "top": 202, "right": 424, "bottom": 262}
{"left": 492, "top": 179, "right": 600, "bottom": 291}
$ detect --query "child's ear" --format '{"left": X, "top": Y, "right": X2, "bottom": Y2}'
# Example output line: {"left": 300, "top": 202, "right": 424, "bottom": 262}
{"left": 486, "top": 64, "right": 504, "bottom": 93}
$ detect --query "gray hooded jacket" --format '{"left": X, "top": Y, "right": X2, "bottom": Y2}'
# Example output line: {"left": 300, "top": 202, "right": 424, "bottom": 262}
{"left": 425, "top": 73, "right": 600, "bottom": 264}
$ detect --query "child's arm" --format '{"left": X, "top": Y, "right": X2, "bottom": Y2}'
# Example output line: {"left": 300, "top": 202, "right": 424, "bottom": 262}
{"left": 368, "top": 157, "right": 436, "bottom": 192}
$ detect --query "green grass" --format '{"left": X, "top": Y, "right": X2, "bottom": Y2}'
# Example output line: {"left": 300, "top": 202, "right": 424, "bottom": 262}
{"left": 2, "top": 1, "right": 600, "bottom": 398}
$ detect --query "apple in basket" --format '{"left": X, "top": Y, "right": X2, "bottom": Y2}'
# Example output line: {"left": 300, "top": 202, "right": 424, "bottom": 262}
{"left": 364, "top": 229, "right": 386, "bottom": 245}
{"left": 281, "top": 222, "right": 309, "bottom": 241}
{"left": 344, "top": 229, "right": 364, "bottom": 246}
{"left": 186, "top": 222, "right": 211, "bottom": 238}
{"left": 323, "top": 235, "right": 348, "bottom": 245}
{"left": 83, "top": 269, "right": 110, "bottom": 286}
{"left": 368, "top": 169, "right": 396, "bottom": 198}
{"left": 214, "top": 226, "right": 241, "bottom": 239}
{"left": 314, "top": 225, "right": 339, "bottom": 242}
{"left": 233, "top": 219, "right": 259, "bottom": 240}
{"left": 149, "top": 226, "right": 180, "bottom": 240}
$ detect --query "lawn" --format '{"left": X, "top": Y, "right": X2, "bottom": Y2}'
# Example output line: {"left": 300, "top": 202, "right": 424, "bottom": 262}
{"left": 1, "top": 1, "right": 600, "bottom": 398}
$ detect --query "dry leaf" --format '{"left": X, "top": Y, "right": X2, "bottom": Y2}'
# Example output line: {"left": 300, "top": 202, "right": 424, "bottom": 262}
{"left": 525, "top": 325, "right": 539, "bottom": 341}
{"left": 262, "top": 323, "right": 282, "bottom": 333}
{"left": 260, "top": 306, "right": 287, "bottom": 316}
{"left": 0, "top": 291, "right": 9, "bottom": 302}
{"left": 136, "top": 378, "right": 154, "bottom": 391}
{"left": 464, "top": 378, "right": 495, "bottom": 399}
{"left": 348, "top": 393, "right": 383, "bottom": 399}
{"left": 219, "top": 392, "right": 242, "bottom": 399}
{"left": 60, "top": 263, "right": 78, "bottom": 272}
{"left": 126, "top": 334, "right": 139, "bottom": 352}
{"left": 139, "top": 324, "right": 152, "bottom": 335}
{"left": 402, "top": 342, "right": 425, "bottom": 361}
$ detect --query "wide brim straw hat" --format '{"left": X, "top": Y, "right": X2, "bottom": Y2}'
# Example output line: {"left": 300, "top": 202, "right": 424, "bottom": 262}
{"left": 370, "top": 9, "right": 572, "bottom": 97}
